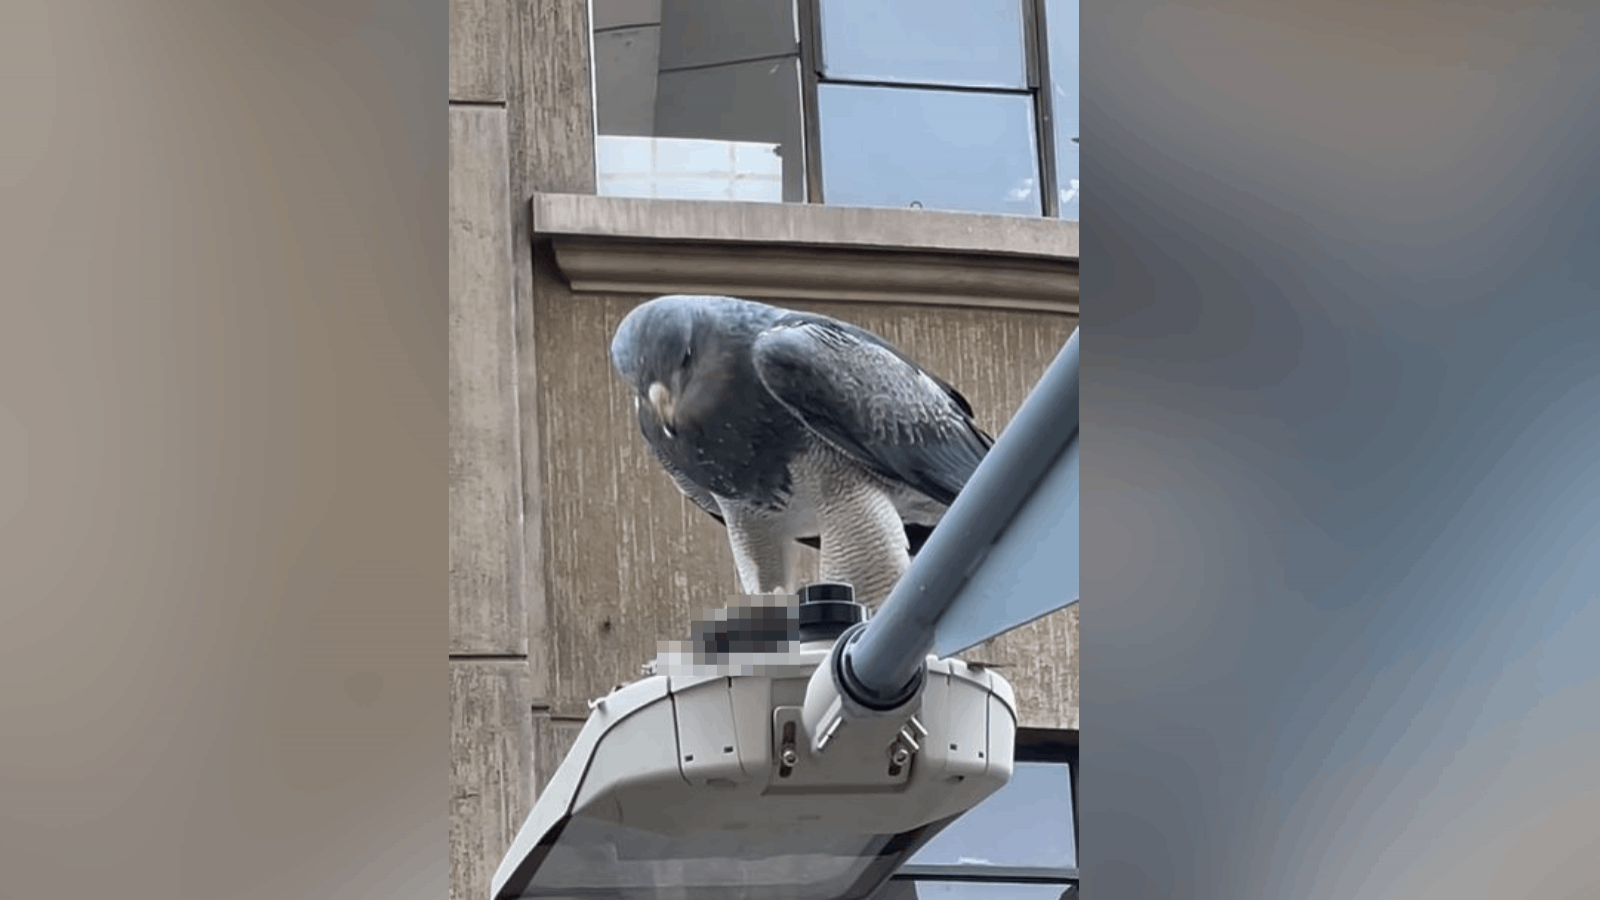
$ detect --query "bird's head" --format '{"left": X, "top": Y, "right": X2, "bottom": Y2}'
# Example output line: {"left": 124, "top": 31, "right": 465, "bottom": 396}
{"left": 610, "top": 296, "right": 711, "bottom": 438}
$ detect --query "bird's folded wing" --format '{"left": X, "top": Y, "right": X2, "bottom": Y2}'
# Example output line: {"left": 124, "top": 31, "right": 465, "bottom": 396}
{"left": 751, "top": 318, "right": 992, "bottom": 506}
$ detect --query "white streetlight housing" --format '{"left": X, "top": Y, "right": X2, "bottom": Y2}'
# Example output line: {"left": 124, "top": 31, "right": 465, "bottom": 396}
{"left": 491, "top": 616, "right": 1016, "bottom": 900}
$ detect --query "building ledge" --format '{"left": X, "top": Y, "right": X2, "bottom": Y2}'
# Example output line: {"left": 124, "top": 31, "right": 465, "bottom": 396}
{"left": 531, "top": 193, "right": 1078, "bottom": 314}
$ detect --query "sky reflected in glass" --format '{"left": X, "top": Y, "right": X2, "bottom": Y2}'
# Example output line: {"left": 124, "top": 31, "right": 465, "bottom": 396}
{"left": 818, "top": 0, "right": 1028, "bottom": 89}
{"left": 818, "top": 84, "right": 1040, "bottom": 216}
{"left": 1046, "top": 0, "right": 1078, "bottom": 219}
{"left": 909, "top": 762, "right": 1076, "bottom": 867}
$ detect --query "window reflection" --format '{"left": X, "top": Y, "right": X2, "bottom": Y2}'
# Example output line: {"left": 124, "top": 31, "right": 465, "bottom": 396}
{"left": 866, "top": 757, "right": 1077, "bottom": 899}
{"left": 818, "top": 0, "right": 1029, "bottom": 90}
{"left": 592, "top": 0, "right": 805, "bottom": 202}
{"left": 654, "top": 56, "right": 806, "bottom": 201}
{"left": 593, "top": 24, "right": 662, "bottom": 137}
{"left": 818, "top": 84, "right": 1041, "bottom": 216}
{"left": 597, "top": 136, "right": 785, "bottom": 202}
{"left": 908, "top": 762, "right": 1076, "bottom": 868}
{"left": 1046, "top": 0, "right": 1079, "bottom": 220}
{"left": 659, "top": 0, "right": 798, "bottom": 70}
{"left": 589, "top": 0, "right": 1078, "bottom": 219}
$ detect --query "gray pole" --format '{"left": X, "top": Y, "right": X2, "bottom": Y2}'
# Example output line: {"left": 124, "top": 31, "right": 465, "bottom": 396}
{"left": 839, "top": 330, "right": 1080, "bottom": 708}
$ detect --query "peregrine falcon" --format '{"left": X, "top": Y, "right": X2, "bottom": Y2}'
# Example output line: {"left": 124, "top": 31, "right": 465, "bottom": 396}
{"left": 609, "top": 295, "right": 993, "bottom": 606}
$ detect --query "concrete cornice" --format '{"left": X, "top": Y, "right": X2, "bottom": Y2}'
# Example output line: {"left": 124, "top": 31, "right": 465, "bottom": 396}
{"left": 530, "top": 193, "right": 1078, "bottom": 314}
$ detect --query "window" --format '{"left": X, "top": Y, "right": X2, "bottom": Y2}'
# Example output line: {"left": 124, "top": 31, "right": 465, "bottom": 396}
{"left": 813, "top": 84, "right": 1042, "bottom": 217}
{"left": 871, "top": 729, "right": 1079, "bottom": 898}
{"left": 589, "top": 0, "right": 1080, "bottom": 220}
{"left": 591, "top": 0, "right": 806, "bottom": 202}
{"left": 815, "top": 0, "right": 1029, "bottom": 88}
{"left": 809, "top": 0, "right": 1043, "bottom": 217}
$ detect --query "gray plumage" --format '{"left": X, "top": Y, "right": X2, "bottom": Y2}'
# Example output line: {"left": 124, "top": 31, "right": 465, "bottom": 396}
{"left": 609, "top": 294, "right": 993, "bottom": 605}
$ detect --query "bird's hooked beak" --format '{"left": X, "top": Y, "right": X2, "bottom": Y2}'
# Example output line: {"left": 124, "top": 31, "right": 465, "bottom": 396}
{"left": 647, "top": 381, "right": 677, "bottom": 438}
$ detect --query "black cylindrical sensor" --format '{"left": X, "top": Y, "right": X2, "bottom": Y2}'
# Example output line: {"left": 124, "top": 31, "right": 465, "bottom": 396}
{"left": 797, "top": 582, "right": 863, "bottom": 643}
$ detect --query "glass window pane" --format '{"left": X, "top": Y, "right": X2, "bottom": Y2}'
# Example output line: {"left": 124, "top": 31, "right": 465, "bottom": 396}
{"left": 818, "top": 84, "right": 1040, "bottom": 216}
{"left": 1046, "top": 0, "right": 1079, "bottom": 220}
{"left": 597, "top": 136, "right": 785, "bottom": 202}
{"left": 592, "top": 2, "right": 806, "bottom": 204}
{"left": 659, "top": 0, "right": 798, "bottom": 71}
{"left": 654, "top": 56, "right": 805, "bottom": 202}
{"left": 908, "top": 762, "right": 1076, "bottom": 867}
{"left": 594, "top": 26, "right": 663, "bottom": 137}
{"left": 819, "top": 0, "right": 1029, "bottom": 89}
{"left": 593, "top": 0, "right": 661, "bottom": 31}
{"left": 910, "top": 884, "right": 1069, "bottom": 899}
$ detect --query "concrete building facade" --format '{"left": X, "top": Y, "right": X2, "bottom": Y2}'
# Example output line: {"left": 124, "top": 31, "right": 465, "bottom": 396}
{"left": 449, "top": 2, "right": 1079, "bottom": 896}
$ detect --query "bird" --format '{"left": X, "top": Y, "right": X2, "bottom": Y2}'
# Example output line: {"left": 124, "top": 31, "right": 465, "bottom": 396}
{"left": 609, "top": 294, "right": 993, "bottom": 607}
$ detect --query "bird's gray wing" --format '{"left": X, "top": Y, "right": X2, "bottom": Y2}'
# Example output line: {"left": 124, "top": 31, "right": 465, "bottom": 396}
{"left": 752, "top": 318, "right": 993, "bottom": 506}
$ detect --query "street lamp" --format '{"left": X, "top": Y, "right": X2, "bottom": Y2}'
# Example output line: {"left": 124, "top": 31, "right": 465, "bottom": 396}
{"left": 493, "top": 333, "right": 1080, "bottom": 900}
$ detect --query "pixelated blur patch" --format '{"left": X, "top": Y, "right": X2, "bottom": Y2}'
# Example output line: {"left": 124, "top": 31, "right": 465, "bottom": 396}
{"left": 654, "top": 594, "right": 803, "bottom": 676}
